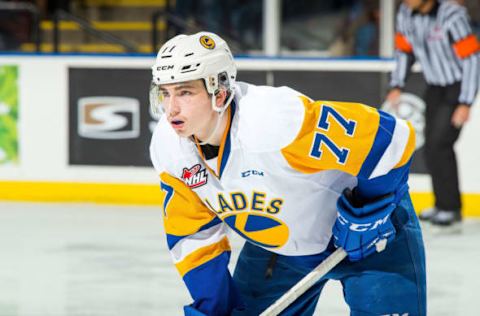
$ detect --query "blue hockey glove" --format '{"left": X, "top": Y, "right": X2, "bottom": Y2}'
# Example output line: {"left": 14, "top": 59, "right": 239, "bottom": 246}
{"left": 332, "top": 188, "right": 397, "bottom": 261}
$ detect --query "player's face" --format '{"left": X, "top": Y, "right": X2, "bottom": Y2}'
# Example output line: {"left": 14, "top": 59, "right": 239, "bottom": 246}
{"left": 403, "top": 0, "right": 425, "bottom": 10}
{"left": 159, "top": 80, "right": 217, "bottom": 139}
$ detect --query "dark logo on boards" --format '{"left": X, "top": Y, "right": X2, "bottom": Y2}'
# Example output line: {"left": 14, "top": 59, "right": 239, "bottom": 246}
{"left": 78, "top": 97, "right": 140, "bottom": 139}
{"left": 182, "top": 164, "right": 208, "bottom": 188}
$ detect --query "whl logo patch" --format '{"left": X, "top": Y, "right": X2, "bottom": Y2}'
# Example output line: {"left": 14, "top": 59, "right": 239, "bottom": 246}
{"left": 182, "top": 164, "right": 208, "bottom": 188}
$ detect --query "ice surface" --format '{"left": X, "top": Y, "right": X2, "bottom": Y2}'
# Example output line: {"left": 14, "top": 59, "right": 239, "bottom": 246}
{"left": 0, "top": 202, "right": 478, "bottom": 315}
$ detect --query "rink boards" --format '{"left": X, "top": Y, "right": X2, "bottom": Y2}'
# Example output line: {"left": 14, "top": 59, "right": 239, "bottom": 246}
{"left": 0, "top": 55, "right": 479, "bottom": 216}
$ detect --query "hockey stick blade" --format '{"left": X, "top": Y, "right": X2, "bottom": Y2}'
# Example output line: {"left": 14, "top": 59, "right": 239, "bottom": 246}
{"left": 260, "top": 247, "right": 347, "bottom": 316}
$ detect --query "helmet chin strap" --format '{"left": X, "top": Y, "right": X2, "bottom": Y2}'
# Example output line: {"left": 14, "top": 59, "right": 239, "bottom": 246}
{"left": 195, "top": 91, "right": 235, "bottom": 146}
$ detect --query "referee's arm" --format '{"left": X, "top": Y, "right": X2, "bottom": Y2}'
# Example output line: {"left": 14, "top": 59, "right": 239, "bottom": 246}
{"left": 390, "top": 32, "right": 416, "bottom": 90}
{"left": 448, "top": 9, "right": 480, "bottom": 106}
{"left": 390, "top": 6, "right": 415, "bottom": 91}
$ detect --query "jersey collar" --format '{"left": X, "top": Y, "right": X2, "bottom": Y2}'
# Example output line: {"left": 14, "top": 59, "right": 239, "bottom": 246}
{"left": 194, "top": 101, "right": 236, "bottom": 179}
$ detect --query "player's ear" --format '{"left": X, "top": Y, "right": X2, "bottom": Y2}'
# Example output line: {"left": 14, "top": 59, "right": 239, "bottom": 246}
{"left": 214, "top": 89, "right": 228, "bottom": 108}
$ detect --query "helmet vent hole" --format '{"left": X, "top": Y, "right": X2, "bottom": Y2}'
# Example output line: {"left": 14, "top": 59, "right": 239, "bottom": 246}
{"left": 181, "top": 64, "right": 197, "bottom": 73}
{"left": 184, "top": 52, "right": 194, "bottom": 57}
{"left": 168, "top": 45, "right": 176, "bottom": 52}
{"left": 161, "top": 55, "right": 172, "bottom": 59}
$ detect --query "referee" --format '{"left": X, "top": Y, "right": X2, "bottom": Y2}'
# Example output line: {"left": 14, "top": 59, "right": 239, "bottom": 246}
{"left": 386, "top": 0, "right": 480, "bottom": 227}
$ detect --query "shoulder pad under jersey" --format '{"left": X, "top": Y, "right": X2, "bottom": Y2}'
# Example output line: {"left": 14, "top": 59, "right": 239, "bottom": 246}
{"left": 234, "top": 82, "right": 307, "bottom": 152}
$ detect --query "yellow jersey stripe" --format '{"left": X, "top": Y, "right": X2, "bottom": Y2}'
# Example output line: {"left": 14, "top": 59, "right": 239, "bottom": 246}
{"left": 175, "top": 237, "right": 231, "bottom": 277}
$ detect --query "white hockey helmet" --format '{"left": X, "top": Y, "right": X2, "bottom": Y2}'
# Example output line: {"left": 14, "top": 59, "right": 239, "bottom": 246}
{"left": 150, "top": 31, "right": 237, "bottom": 116}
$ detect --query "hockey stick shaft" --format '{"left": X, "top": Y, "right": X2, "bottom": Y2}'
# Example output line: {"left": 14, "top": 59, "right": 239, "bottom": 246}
{"left": 259, "top": 247, "right": 347, "bottom": 316}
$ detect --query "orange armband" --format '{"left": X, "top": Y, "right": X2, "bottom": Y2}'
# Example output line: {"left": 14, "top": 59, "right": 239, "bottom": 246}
{"left": 395, "top": 32, "right": 413, "bottom": 53}
{"left": 453, "top": 34, "right": 480, "bottom": 59}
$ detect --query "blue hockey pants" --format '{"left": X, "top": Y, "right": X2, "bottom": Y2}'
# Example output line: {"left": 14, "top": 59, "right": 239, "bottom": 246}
{"left": 232, "top": 194, "right": 426, "bottom": 315}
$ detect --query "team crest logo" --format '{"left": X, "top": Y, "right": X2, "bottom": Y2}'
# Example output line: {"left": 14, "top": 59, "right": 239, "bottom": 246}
{"left": 199, "top": 35, "right": 215, "bottom": 49}
{"left": 427, "top": 25, "right": 444, "bottom": 41}
{"left": 181, "top": 164, "right": 208, "bottom": 188}
{"left": 222, "top": 213, "right": 289, "bottom": 248}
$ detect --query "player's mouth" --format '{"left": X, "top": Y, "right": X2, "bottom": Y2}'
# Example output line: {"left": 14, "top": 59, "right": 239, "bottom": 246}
{"left": 170, "top": 120, "right": 185, "bottom": 129}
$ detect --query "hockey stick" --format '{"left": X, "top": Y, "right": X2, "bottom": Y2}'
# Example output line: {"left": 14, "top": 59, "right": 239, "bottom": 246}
{"left": 259, "top": 248, "right": 347, "bottom": 316}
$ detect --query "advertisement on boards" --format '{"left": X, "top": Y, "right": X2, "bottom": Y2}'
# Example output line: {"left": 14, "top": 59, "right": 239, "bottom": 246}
{"left": 0, "top": 65, "right": 18, "bottom": 165}
{"left": 69, "top": 68, "right": 155, "bottom": 166}
{"left": 69, "top": 67, "right": 427, "bottom": 172}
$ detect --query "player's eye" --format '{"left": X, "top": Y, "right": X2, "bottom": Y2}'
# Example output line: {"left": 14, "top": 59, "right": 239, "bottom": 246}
{"left": 179, "top": 90, "right": 192, "bottom": 96}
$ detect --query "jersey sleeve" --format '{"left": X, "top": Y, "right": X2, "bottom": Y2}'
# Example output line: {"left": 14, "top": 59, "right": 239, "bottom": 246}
{"left": 446, "top": 6, "right": 480, "bottom": 105}
{"left": 390, "top": 5, "right": 415, "bottom": 89}
{"left": 159, "top": 172, "right": 243, "bottom": 314}
{"left": 281, "top": 97, "right": 415, "bottom": 200}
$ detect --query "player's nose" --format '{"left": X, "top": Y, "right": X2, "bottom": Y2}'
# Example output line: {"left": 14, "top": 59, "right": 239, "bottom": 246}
{"left": 166, "top": 95, "right": 180, "bottom": 116}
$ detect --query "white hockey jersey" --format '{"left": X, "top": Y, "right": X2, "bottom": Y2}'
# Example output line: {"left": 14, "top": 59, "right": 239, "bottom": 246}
{"left": 150, "top": 82, "right": 415, "bottom": 279}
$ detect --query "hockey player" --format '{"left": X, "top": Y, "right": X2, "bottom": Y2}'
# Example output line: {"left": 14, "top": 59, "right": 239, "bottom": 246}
{"left": 149, "top": 32, "right": 426, "bottom": 315}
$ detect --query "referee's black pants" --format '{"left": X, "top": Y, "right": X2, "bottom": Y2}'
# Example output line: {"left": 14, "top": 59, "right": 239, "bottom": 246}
{"left": 424, "top": 82, "right": 462, "bottom": 213}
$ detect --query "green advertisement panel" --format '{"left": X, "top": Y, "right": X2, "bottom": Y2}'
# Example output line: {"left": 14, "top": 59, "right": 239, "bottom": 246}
{"left": 0, "top": 65, "right": 18, "bottom": 165}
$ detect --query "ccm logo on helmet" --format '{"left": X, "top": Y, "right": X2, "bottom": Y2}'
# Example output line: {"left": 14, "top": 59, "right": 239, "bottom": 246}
{"left": 157, "top": 65, "right": 174, "bottom": 71}
{"left": 199, "top": 35, "right": 215, "bottom": 49}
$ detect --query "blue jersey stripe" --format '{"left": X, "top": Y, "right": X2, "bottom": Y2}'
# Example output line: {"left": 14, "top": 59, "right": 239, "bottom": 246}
{"left": 183, "top": 251, "right": 243, "bottom": 315}
{"left": 357, "top": 110, "right": 396, "bottom": 179}
{"left": 357, "top": 158, "right": 412, "bottom": 201}
{"left": 166, "top": 234, "right": 184, "bottom": 250}
{"left": 166, "top": 217, "right": 222, "bottom": 249}
{"left": 219, "top": 102, "right": 236, "bottom": 178}
{"left": 199, "top": 216, "right": 223, "bottom": 231}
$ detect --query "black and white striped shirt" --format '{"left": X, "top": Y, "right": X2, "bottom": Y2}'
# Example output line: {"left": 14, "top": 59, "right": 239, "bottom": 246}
{"left": 390, "top": 0, "right": 480, "bottom": 105}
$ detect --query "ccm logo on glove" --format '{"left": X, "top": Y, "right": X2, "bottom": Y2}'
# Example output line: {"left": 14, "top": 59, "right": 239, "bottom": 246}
{"left": 333, "top": 188, "right": 397, "bottom": 261}
{"left": 337, "top": 212, "right": 391, "bottom": 232}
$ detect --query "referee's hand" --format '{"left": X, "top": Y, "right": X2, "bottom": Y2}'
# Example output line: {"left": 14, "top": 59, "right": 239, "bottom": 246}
{"left": 451, "top": 104, "right": 470, "bottom": 128}
{"left": 385, "top": 88, "right": 402, "bottom": 109}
